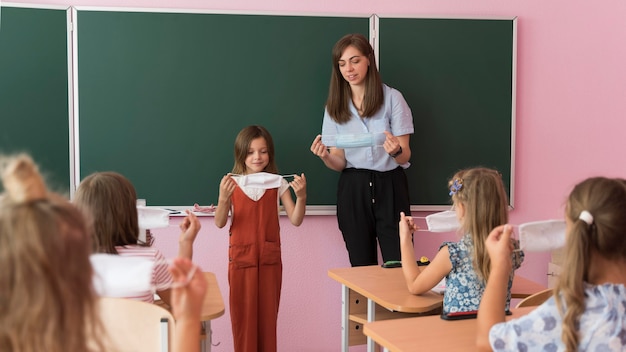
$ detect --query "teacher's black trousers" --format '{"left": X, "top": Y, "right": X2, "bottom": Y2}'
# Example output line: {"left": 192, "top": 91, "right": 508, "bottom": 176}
{"left": 336, "top": 167, "right": 411, "bottom": 267}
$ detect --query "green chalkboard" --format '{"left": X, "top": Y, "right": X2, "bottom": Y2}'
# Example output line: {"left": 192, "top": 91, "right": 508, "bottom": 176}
{"left": 379, "top": 17, "right": 515, "bottom": 208}
{"left": 75, "top": 11, "right": 516, "bottom": 208}
{"left": 76, "top": 10, "right": 369, "bottom": 207}
{"left": 0, "top": 5, "right": 70, "bottom": 193}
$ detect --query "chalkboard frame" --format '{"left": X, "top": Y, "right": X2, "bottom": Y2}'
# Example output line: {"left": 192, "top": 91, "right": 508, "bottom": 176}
{"left": 2, "top": 5, "right": 516, "bottom": 213}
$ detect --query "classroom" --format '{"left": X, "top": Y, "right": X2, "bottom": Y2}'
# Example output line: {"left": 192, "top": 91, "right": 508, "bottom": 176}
{"left": 2, "top": 0, "right": 626, "bottom": 351}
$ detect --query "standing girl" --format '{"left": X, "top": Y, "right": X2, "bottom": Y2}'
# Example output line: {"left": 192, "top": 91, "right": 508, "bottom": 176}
{"left": 214, "top": 125, "right": 307, "bottom": 352}
{"left": 478, "top": 177, "right": 626, "bottom": 351}
{"left": 399, "top": 167, "right": 524, "bottom": 316}
{"left": 310, "top": 33, "right": 414, "bottom": 267}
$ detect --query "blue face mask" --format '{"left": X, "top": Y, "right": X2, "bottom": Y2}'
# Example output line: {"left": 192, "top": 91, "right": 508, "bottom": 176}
{"left": 322, "top": 133, "right": 384, "bottom": 149}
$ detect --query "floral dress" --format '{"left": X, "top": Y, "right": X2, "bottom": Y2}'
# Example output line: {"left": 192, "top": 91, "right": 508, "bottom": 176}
{"left": 441, "top": 234, "right": 524, "bottom": 314}
{"left": 490, "top": 283, "right": 626, "bottom": 351}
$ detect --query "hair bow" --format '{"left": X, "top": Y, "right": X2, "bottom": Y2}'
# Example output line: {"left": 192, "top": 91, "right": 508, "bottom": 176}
{"left": 449, "top": 178, "right": 463, "bottom": 196}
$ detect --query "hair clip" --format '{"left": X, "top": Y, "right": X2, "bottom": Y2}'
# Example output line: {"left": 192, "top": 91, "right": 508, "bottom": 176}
{"left": 449, "top": 178, "right": 463, "bottom": 196}
{"left": 578, "top": 210, "right": 594, "bottom": 225}
{"left": 1, "top": 154, "right": 47, "bottom": 203}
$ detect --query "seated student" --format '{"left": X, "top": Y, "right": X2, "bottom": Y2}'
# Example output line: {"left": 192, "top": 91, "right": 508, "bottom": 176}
{"left": 0, "top": 154, "right": 206, "bottom": 352}
{"left": 477, "top": 177, "right": 626, "bottom": 351}
{"left": 74, "top": 171, "right": 201, "bottom": 304}
{"left": 399, "top": 167, "right": 524, "bottom": 316}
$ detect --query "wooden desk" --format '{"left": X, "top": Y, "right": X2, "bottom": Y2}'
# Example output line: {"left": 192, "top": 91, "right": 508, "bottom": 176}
{"left": 328, "top": 266, "right": 444, "bottom": 352}
{"left": 155, "top": 272, "right": 224, "bottom": 352}
{"left": 200, "top": 272, "right": 225, "bottom": 352}
{"left": 328, "top": 265, "right": 545, "bottom": 352}
{"left": 364, "top": 306, "right": 536, "bottom": 351}
{"left": 510, "top": 275, "right": 547, "bottom": 299}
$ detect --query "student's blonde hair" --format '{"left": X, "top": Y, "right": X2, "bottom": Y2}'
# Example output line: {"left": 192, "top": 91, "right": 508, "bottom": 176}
{"left": 0, "top": 154, "right": 106, "bottom": 352}
{"left": 555, "top": 177, "right": 626, "bottom": 352}
{"left": 449, "top": 167, "right": 509, "bottom": 282}
{"left": 325, "top": 33, "right": 384, "bottom": 123}
{"left": 231, "top": 125, "right": 278, "bottom": 175}
{"left": 74, "top": 171, "right": 148, "bottom": 253}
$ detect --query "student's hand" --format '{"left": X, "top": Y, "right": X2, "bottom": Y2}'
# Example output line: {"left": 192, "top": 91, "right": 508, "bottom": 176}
{"left": 179, "top": 210, "right": 201, "bottom": 244}
{"left": 218, "top": 174, "right": 237, "bottom": 202}
{"left": 399, "top": 212, "right": 418, "bottom": 242}
{"left": 383, "top": 131, "right": 401, "bottom": 156}
{"left": 290, "top": 173, "right": 307, "bottom": 199}
{"left": 485, "top": 224, "right": 515, "bottom": 270}
{"left": 310, "top": 135, "right": 329, "bottom": 159}
{"left": 168, "top": 257, "right": 206, "bottom": 322}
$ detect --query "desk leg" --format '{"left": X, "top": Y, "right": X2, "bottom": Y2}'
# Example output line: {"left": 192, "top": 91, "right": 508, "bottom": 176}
{"left": 201, "top": 321, "right": 211, "bottom": 352}
{"left": 367, "top": 298, "right": 376, "bottom": 352}
{"left": 341, "top": 284, "right": 349, "bottom": 352}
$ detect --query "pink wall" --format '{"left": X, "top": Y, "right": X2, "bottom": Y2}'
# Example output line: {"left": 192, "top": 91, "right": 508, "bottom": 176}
{"left": 10, "top": 0, "right": 626, "bottom": 350}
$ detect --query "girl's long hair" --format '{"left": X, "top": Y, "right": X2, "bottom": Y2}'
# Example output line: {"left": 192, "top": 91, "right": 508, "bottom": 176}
{"left": 449, "top": 167, "right": 509, "bottom": 282}
{"left": 555, "top": 177, "right": 626, "bottom": 352}
{"left": 0, "top": 154, "right": 107, "bottom": 352}
{"left": 74, "top": 172, "right": 143, "bottom": 253}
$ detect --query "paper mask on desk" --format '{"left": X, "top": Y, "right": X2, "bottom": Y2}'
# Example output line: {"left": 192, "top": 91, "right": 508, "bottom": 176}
{"left": 91, "top": 254, "right": 162, "bottom": 297}
{"left": 425, "top": 210, "right": 460, "bottom": 232}
{"left": 517, "top": 219, "right": 566, "bottom": 252}
{"left": 232, "top": 172, "right": 285, "bottom": 189}
{"left": 322, "top": 132, "right": 385, "bottom": 149}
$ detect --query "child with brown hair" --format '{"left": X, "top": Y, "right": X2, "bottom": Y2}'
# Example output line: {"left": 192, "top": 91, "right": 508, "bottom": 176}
{"left": 0, "top": 154, "right": 206, "bottom": 352}
{"left": 215, "top": 125, "right": 307, "bottom": 352}
{"left": 74, "top": 171, "right": 201, "bottom": 305}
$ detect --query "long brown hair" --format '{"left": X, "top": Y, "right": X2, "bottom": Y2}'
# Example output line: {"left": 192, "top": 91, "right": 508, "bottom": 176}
{"left": 555, "top": 177, "right": 626, "bottom": 352}
{"left": 74, "top": 172, "right": 143, "bottom": 253}
{"left": 0, "top": 154, "right": 106, "bottom": 352}
{"left": 325, "top": 33, "right": 384, "bottom": 123}
{"left": 231, "top": 125, "right": 278, "bottom": 175}
{"left": 449, "top": 167, "right": 509, "bottom": 282}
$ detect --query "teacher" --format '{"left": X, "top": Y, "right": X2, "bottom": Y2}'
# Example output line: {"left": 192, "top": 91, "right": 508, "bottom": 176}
{"left": 310, "top": 33, "right": 414, "bottom": 267}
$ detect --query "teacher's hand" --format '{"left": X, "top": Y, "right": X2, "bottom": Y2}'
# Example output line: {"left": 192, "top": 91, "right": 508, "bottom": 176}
{"left": 383, "top": 131, "right": 401, "bottom": 156}
{"left": 310, "top": 134, "right": 329, "bottom": 159}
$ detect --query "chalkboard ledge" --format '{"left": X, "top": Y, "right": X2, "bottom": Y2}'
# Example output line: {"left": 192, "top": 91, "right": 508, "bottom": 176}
{"left": 149, "top": 205, "right": 339, "bottom": 216}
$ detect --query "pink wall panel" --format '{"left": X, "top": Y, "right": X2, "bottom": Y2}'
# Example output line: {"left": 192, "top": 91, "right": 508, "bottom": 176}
{"left": 10, "top": 0, "right": 626, "bottom": 350}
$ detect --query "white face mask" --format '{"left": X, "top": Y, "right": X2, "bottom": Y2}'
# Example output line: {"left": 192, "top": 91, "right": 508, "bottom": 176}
{"left": 90, "top": 254, "right": 196, "bottom": 297}
{"left": 91, "top": 254, "right": 159, "bottom": 297}
{"left": 517, "top": 219, "right": 566, "bottom": 252}
{"left": 136, "top": 206, "right": 170, "bottom": 243}
{"left": 137, "top": 206, "right": 170, "bottom": 229}
{"left": 424, "top": 210, "right": 460, "bottom": 232}
{"left": 232, "top": 172, "right": 283, "bottom": 189}
{"left": 322, "top": 133, "right": 385, "bottom": 149}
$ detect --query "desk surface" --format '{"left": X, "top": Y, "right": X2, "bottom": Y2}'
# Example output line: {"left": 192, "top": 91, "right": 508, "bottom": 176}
{"left": 156, "top": 272, "right": 225, "bottom": 321}
{"left": 201, "top": 272, "right": 225, "bottom": 321}
{"left": 328, "top": 266, "right": 545, "bottom": 313}
{"left": 364, "top": 306, "right": 536, "bottom": 351}
{"left": 328, "top": 266, "right": 443, "bottom": 313}
{"left": 510, "top": 274, "right": 547, "bottom": 299}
